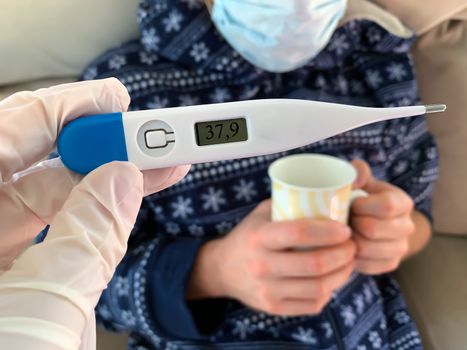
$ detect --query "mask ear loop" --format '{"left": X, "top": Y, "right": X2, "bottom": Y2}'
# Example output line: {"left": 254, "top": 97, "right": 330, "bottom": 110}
{"left": 204, "top": 0, "right": 214, "bottom": 13}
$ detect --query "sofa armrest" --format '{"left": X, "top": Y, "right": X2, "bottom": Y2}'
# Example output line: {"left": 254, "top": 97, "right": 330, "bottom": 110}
{"left": 395, "top": 234, "right": 467, "bottom": 350}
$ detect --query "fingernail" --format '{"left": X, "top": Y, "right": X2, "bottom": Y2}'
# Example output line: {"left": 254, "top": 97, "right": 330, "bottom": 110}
{"left": 341, "top": 225, "right": 352, "bottom": 237}
{"left": 352, "top": 178, "right": 363, "bottom": 189}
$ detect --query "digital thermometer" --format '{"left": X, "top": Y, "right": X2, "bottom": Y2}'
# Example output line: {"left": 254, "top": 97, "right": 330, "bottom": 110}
{"left": 57, "top": 99, "right": 446, "bottom": 174}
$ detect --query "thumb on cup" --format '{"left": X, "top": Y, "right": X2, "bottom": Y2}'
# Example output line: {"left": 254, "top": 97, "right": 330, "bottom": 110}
{"left": 351, "top": 159, "right": 373, "bottom": 189}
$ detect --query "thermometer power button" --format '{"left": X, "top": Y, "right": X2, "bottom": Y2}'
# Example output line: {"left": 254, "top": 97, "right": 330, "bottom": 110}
{"left": 144, "top": 129, "right": 174, "bottom": 149}
{"left": 137, "top": 120, "right": 175, "bottom": 158}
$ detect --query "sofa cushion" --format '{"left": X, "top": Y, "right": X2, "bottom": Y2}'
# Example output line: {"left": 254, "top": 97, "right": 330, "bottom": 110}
{"left": 395, "top": 234, "right": 467, "bottom": 350}
{"left": 412, "top": 9, "right": 467, "bottom": 234}
{"left": 372, "top": 0, "right": 467, "bottom": 34}
{"left": 0, "top": 0, "right": 139, "bottom": 85}
{"left": 341, "top": 0, "right": 412, "bottom": 38}
{"left": 96, "top": 327, "right": 128, "bottom": 350}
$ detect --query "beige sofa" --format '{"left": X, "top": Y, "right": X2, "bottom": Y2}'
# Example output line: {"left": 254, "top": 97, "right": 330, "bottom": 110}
{"left": 1, "top": 1, "right": 466, "bottom": 349}
{"left": 377, "top": 2, "right": 467, "bottom": 349}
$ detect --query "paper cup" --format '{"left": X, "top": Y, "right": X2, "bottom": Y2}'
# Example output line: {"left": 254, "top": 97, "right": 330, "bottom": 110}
{"left": 268, "top": 154, "right": 366, "bottom": 223}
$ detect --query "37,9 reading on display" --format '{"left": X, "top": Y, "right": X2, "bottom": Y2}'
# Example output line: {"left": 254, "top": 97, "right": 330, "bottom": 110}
{"left": 195, "top": 118, "right": 248, "bottom": 146}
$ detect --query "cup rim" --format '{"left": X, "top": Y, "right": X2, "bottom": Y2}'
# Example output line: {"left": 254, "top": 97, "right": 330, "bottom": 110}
{"left": 268, "top": 153, "right": 357, "bottom": 192}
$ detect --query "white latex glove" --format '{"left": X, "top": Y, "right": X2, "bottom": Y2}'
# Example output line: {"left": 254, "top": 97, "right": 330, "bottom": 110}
{"left": 0, "top": 162, "right": 173, "bottom": 349}
{"left": 0, "top": 79, "right": 189, "bottom": 271}
{"left": 0, "top": 79, "right": 190, "bottom": 349}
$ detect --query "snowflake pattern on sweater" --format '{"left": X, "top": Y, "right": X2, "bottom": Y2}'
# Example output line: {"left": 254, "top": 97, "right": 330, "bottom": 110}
{"left": 82, "top": 1, "right": 438, "bottom": 349}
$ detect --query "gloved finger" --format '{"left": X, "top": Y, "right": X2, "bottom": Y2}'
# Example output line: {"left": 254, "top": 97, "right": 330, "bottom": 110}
{"left": 0, "top": 159, "right": 81, "bottom": 272}
{"left": 0, "top": 161, "right": 144, "bottom": 319}
{"left": 5, "top": 159, "right": 189, "bottom": 228}
{"left": 142, "top": 164, "right": 191, "bottom": 195}
{"left": 0, "top": 158, "right": 188, "bottom": 271}
{"left": 0, "top": 78, "right": 130, "bottom": 182}
{"left": 8, "top": 158, "right": 82, "bottom": 223}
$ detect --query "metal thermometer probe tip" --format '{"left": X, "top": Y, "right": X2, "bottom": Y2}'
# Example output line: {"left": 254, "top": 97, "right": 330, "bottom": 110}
{"left": 425, "top": 104, "right": 447, "bottom": 114}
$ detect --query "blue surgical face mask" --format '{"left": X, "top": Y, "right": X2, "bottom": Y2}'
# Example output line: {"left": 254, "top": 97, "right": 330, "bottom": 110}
{"left": 211, "top": 0, "right": 347, "bottom": 72}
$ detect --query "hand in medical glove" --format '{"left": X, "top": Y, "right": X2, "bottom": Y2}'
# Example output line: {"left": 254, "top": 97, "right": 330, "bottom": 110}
{"left": 0, "top": 161, "right": 186, "bottom": 349}
{"left": 187, "top": 200, "right": 356, "bottom": 316}
{"left": 350, "top": 160, "right": 417, "bottom": 275}
{"left": 0, "top": 78, "right": 190, "bottom": 271}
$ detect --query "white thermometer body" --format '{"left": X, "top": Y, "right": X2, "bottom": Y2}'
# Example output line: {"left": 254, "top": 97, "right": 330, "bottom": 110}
{"left": 57, "top": 99, "right": 445, "bottom": 174}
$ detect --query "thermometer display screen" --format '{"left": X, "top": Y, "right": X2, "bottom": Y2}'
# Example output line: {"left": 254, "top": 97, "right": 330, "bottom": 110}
{"left": 195, "top": 118, "right": 248, "bottom": 146}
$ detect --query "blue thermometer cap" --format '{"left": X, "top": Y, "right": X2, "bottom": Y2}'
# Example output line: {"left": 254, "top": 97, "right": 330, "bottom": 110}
{"left": 57, "top": 112, "right": 128, "bottom": 174}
